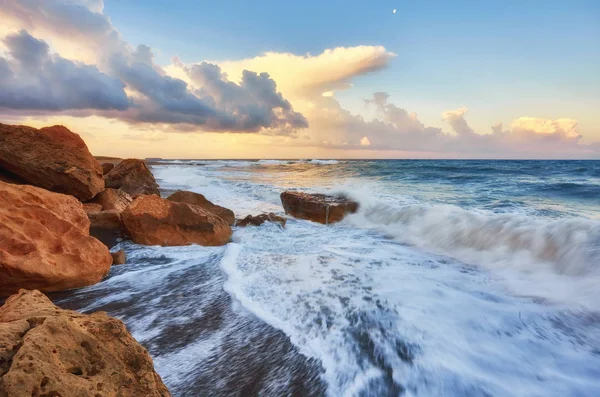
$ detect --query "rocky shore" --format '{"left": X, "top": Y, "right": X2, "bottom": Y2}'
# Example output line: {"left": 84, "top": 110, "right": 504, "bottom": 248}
{"left": 0, "top": 122, "right": 358, "bottom": 395}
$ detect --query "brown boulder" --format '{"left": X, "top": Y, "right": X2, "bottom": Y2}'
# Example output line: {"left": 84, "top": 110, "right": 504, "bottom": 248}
{"left": 280, "top": 191, "right": 359, "bottom": 224}
{"left": 0, "top": 123, "right": 104, "bottom": 201}
{"left": 102, "top": 162, "right": 115, "bottom": 175}
{"left": 236, "top": 213, "right": 286, "bottom": 228}
{"left": 122, "top": 195, "right": 232, "bottom": 246}
{"left": 0, "top": 289, "right": 170, "bottom": 396}
{"left": 111, "top": 249, "right": 126, "bottom": 265}
{"left": 167, "top": 190, "right": 235, "bottom": 225}
{"left": 82, "top": 202, "right": 103, "bottom": 214}
{"left": 104, "top": 159, "right": 160, "bottom": 197}
{"left": 0, "top": 181, "right": 112, "bottom": 297}
{"left": 91, "top": 188, "right": 133, "bottom": 212}
{"left": 88, "top": 210, "right": 126, "bottom": 249}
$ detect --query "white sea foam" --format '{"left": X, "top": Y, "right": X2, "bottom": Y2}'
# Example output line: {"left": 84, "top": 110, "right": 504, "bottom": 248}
{"left": 144, "top": 161, "right": 600, "bottom": 396}
{"left": 342, "top": 200, "right": 600, "bottom": 309}
{"left": 310, "top": 159, "right": 340, "bottom": 165}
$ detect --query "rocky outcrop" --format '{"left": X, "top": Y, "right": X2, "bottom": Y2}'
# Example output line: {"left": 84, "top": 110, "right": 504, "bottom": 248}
{"left": 88, "top": 210, "right": 126, "bottom": 249}
{"left": 280, "top": 191, "right": 359, "bottom": 224}
{"left": 0, "top": 289, "right": 170, "bottom": 396}
{"left": 104, "top": 159, "right": 160, "bottom": 197}
{"left": 0, "top": 181, "right": 112, "bottom": 297}
{"left": 102, "top": 162, "right": 115, "bottom": 175}
{"left": 0, "top": 123, "right": 104, "bottom": 201}
{"left": 236, "top": 213, "right": 286, "bottom": 228}
{"left": 167, "top": 190, "right": 235, "bottom": 225}
{"left": 91, "top": 188, "right": 133, "bottom": 212}
{"left": 122, "top": 195, "right": 232, "bottom": 246}
{"left": 111, "top": 249, "right": 126, "bottom": 265}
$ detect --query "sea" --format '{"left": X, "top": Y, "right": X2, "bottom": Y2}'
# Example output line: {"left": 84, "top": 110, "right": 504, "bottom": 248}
{"left": 54, "top": 159, "right": 600, "bottom": 397}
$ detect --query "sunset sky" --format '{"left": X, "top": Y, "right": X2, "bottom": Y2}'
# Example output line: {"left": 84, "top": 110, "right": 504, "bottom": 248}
{"left": 1, "top": 0, "right": 599, "bottom": 159}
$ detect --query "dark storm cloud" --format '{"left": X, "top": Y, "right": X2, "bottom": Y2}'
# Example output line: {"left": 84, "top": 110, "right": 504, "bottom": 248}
{"left": 0, "top": 30, "right": 130, "bottom": 111}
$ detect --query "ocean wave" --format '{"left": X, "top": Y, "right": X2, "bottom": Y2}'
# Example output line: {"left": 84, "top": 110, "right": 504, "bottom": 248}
{"left": 351, "top": 203, "right": 600, "bottom": 277}
{"left": 309, "top": 159, "right": 340, "bottom": 165}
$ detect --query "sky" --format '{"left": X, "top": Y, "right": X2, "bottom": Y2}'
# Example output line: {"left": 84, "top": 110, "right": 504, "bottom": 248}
{"left": 0, "top": 0, "right": 599, "bottom": 159}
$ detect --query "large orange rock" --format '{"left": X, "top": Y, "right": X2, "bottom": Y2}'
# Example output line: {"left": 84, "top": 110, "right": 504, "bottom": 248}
{"left": 122, "top": 195, "right": 232, "bottom": 246}
{"left": 91, "top": 188, "right": 133, "bottom": 212}
{"left": 280, "top": 191, "right": 359, "bottom": 224}
{"left": 0, "top": 123, "right": 104, "bottom": 201}
{"left": 167, "top": 190, "right": 235, "bottom": 225}
{"left": 0, "top": 289, "right": 170, "bottom": 396}
{"left": 104, "top": 159, "right": 160, "bottom": 197}
{"left": 0, "top": 181, "right": 112, "bottom": 297}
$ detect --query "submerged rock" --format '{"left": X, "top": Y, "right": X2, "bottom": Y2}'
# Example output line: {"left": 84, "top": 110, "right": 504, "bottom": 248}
{"left": 91, "top": 188, "right": 133, "bottom": 212}
{"left": 0, "top": 289, "right": 170, "bottom": 396}
{"left": 0, "top": 123, "right": 104, "bottom": 201}
{"left": 167, "top": 190, "right": 235, "bottom": 225}
{"left": 0, "top": 181, "right": 112, "bottom": 297}
{"left": 236, "top": 213, "right": 286, "bottom": 228}
{"left": 111, "top": 249, "right": 126, "bottom": 265}
{"left": 104, "top": 159, "right": 160, "bottom": 197}
{"left": 280, "top": 191, "right": 359, "bottom": 224}
{"left": 122, "top": 195, "right": 232, "bottom": 246}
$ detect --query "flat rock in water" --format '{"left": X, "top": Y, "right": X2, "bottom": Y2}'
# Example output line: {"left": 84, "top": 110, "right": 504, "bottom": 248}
{"left": 104, "top": 158, "right": 160, "bottom": 197}
{"left": 0, "top": 123, "right": 104, "bottom": 201}
{"left": 0, "top": 289, "right": 170, "bottom": 396}
{"left": 122, "top": 195, "right": 232, "bottom": 246}
{"left": 167, "top": 190, "right": 235, "bottom": 225}
{"left": 236, "top": 213, "right": 286, "bottom": 227}
{"left": 280, "top": 191, "right": 358, "bottom": 224}
{"left": 0, "top": 181, "right": 112, "bottom": 297}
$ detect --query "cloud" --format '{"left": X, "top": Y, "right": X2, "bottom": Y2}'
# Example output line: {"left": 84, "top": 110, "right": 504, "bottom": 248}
{"left": 1, "top": 0, "right": 597, "bottom": 157}
{"left": 215, "top": 46, "right": 396, "bottom": 97}
{"left": 441, "top": 107, "right": 475, "bottom": 136}
{"left": 0, "top": 0, "right": 307, "bottom": 134}
{"left": 0, "top": 30, "right": 130, "bottom": 111}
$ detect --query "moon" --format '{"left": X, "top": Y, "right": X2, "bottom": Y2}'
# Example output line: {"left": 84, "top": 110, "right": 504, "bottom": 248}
{"left": 393, "top": 9, "right": 397, "bottom": 14}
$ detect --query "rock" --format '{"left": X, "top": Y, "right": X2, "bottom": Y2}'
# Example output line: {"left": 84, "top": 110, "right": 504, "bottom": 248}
{"left": 0, "top": 168, "right": 25, "bottom": 185}
{"left": 102, "top": 162, "right": 115, "bottom": 174}
{"left": 236, "top": 213, "right": 286, "bottom": 228}
{"left": 0, "top": 181, "right": 112, "bottom": 297}
{"left": 167, "top": 190, "right": 235, "bottom": 225}
{"left": 88, "top": 210, "right": 126, "bottom": 249}
{"left": 82, "top": 202, "right": 103, "bottom": 214}
{"left": 122, "top": 195, "right": 232, "bottom": 246}
{"left": 91, "top": 188, "right": 133, "bottom": 212}
{"left": 104, "top": 159, "right": 160, "bottom": 197}
{"left": 111, "top": 249, "right": 126, "bottom": 265}
{"left": 280, "top": 191, "right": 359, "bottom": 224}
{"left": 0, "top": 289, "right": 170, "bottom": 396}
{"left": 0, "top": 123, "right": 104, "bottom": 201}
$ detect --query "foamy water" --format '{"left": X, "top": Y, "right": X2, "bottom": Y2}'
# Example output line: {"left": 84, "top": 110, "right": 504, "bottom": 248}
{"left": 56, "top": 160, "right": 600, "bottom": 396}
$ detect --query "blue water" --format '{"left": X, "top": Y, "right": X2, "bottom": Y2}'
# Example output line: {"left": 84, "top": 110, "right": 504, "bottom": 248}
{"left": 56, "top": 159, "right": 600, "bottom": 396}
